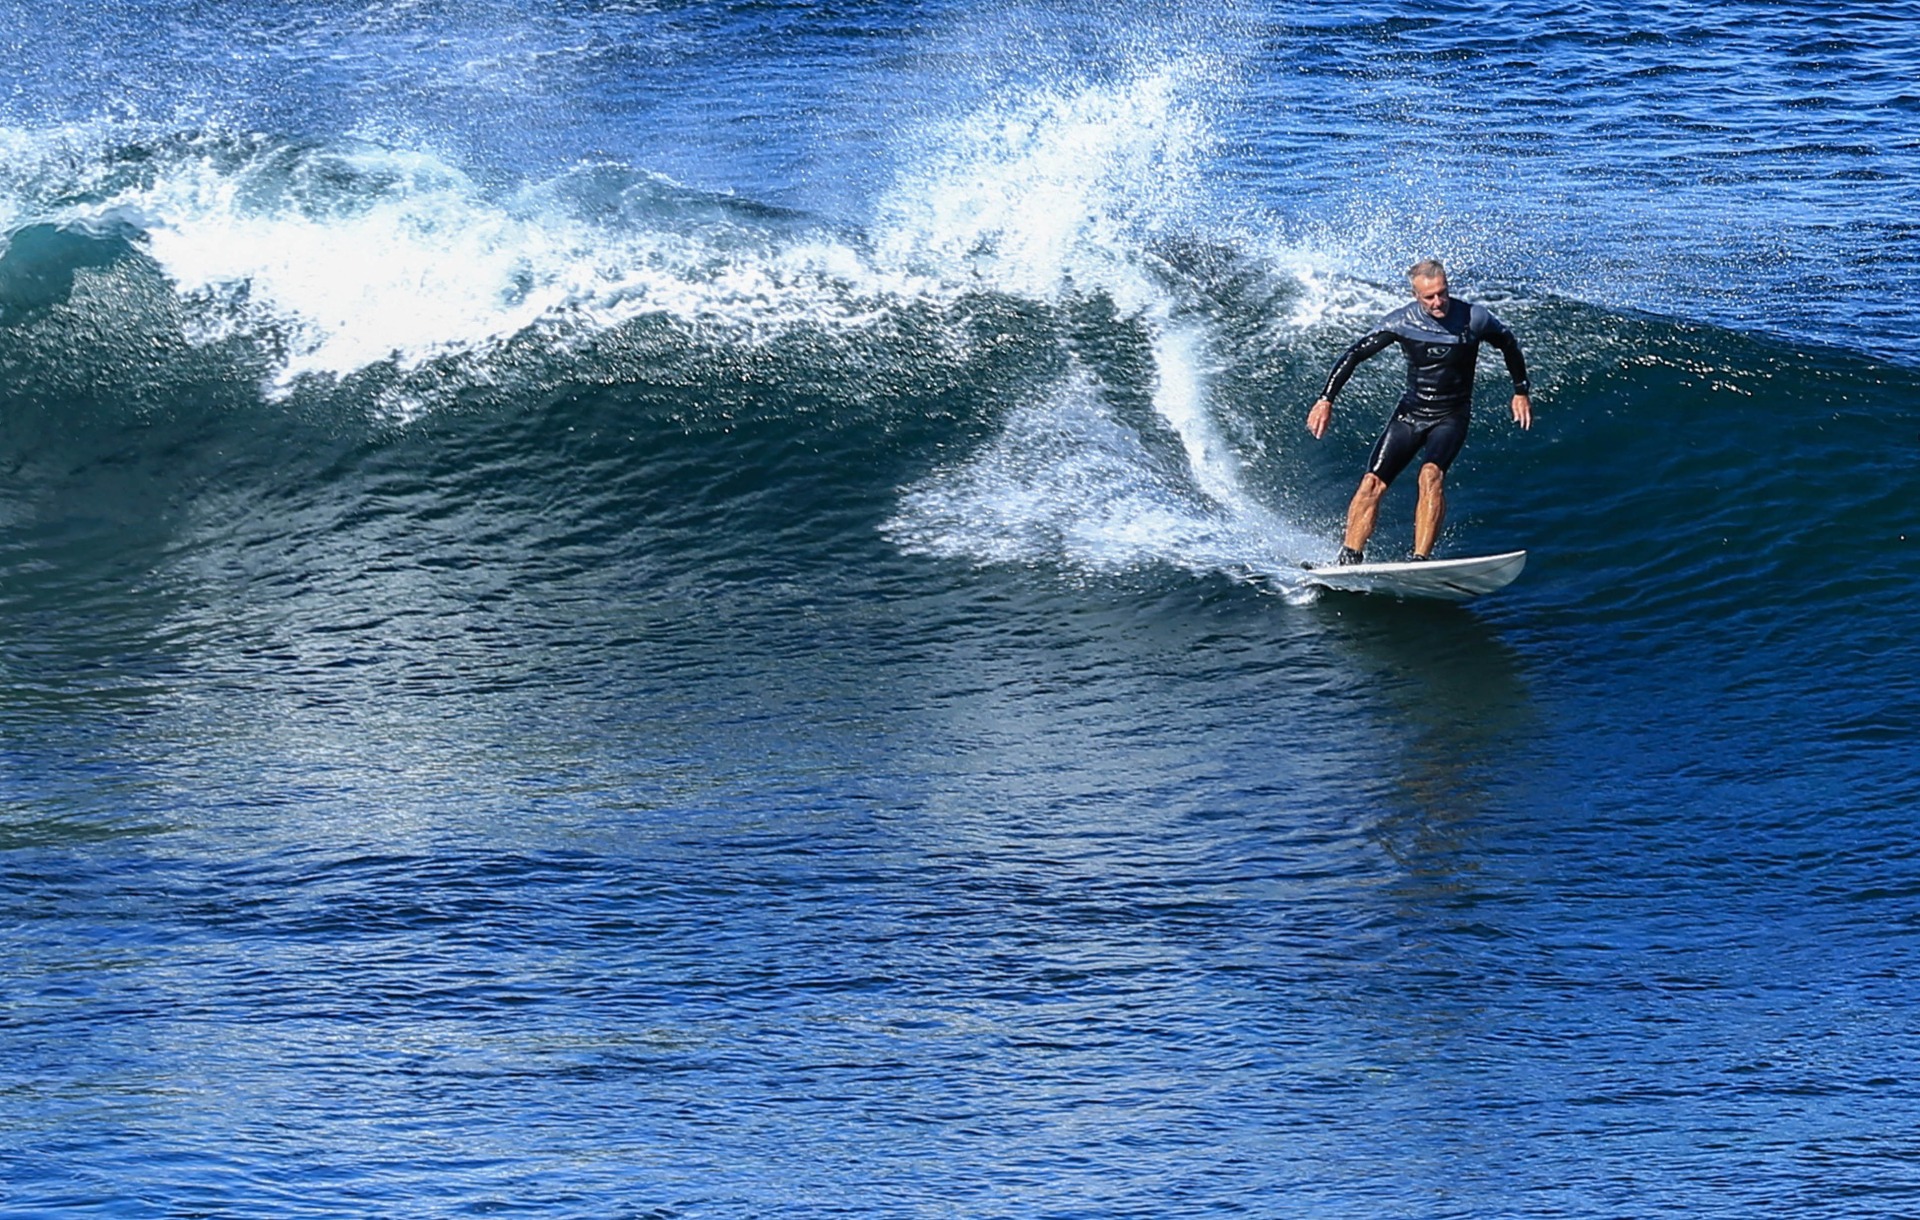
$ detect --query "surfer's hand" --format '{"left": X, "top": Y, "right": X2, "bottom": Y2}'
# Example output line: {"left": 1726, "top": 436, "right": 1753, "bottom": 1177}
{"left": 1307, "top": 398, "right": 1332, "bottom": 439}
{"left": 1511, "top": 393, "right": 1533, "bottom": 430}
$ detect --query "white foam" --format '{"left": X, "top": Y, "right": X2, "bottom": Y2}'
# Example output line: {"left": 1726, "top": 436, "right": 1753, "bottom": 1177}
{"left": 885, "top": 365, "right": 1318, "bottom": 588}
{"left": 3, "top": 100, "right": 1335, "bottom": 583}
{"left": 34, "top": 141, "right": 963, "bottom": 415}
{"left": 1266, "top": 250, "right": 1405, "bottom": 334}
{"left": 889, "top": 368, "right": 1202, "bottom": 564}
{"left": 133, "top": 154, "right": 576, "bottom": 386}
{"left": 870, "top": 66, "right": 1328, "bottom": 585}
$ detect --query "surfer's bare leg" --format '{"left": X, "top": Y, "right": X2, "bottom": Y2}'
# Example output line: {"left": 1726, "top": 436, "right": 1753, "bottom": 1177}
{"left": 1343, "top": 473, "right": 1387, "bottom": 555}
{"left": 1413, "top": 463, "right": 1445, "bottom": 558}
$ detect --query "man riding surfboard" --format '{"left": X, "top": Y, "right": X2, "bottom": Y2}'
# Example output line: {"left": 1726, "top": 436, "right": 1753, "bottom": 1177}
{"left": 1306, "top": 259, "right": 1533, "bottom": 564}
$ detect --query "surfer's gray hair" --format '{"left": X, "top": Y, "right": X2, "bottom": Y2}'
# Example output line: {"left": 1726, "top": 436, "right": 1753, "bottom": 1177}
{"left": 1406, "top": 258, "right": 1446, "bottom": 282}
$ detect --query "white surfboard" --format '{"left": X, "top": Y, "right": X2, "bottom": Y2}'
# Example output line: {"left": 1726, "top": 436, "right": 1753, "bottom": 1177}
{"left": 1300, "top": 550, "right": 1527, "bottom": 602}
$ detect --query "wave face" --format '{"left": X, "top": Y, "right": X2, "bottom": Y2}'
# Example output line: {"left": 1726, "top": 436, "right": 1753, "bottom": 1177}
{"left": 5, "top": 4, "right": 1920, "bottom": 1218}
{"left": 0, "top": 109, "right": 1910, "bottom": 611}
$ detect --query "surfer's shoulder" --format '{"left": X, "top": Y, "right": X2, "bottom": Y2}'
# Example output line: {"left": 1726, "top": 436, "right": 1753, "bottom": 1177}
{"left": 1379, "top": 300, "right": 1427, "bottom": 333}
{"left": 1465, "top": 300, "right": 1512, "bottom": 336}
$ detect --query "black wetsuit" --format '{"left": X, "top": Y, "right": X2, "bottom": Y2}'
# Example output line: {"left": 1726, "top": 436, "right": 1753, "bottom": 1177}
{"left": 1320, "top": 298, "right": 1530, "bottom": 486}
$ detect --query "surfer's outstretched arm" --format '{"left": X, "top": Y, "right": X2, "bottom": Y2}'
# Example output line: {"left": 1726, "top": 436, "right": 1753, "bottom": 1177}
{"left": 1307, "top": 330, "right": 1395, "bottom": 438}
{"left": 1486, "top": 324, "right": 1532, "bottom": 429}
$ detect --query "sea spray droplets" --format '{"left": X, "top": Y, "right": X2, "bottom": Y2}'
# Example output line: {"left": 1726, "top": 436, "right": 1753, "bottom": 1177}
{"left": 872, "top": 63, "right": 1216, "bottom": 310}
{"left": 884, "top": 359, "right": 1317, "bottom": 585}
{"left": 877, "top": 64, "right": 1320, "bottom": 579}
{"left": 885, "top": 367, "right": 1213, "bottom": 570}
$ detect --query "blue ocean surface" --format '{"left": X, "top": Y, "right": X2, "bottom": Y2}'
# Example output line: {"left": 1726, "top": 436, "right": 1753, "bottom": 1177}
{"left": 2, "top": 2, "right": 1917, "bottom": 1216}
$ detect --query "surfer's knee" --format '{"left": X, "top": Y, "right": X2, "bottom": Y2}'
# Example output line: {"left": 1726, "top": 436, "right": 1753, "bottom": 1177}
{"left": 1355, "top": 473, "right": 1388, "bottom": 501}
{"left": 1418, "top": 463, "right": 1446, "bottom": 492}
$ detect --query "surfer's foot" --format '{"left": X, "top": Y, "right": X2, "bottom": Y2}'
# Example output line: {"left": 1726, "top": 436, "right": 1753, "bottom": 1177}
{"left": 1409, "top": 552, "right": 1432, "bottom": 562}
{"left": 1336, "top": 546, "right": 1365, "bottom": 566}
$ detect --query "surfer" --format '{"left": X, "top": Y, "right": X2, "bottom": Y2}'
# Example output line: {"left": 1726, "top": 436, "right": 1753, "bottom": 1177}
{"left": 1306, "top": 259, "right": 1532, "bottom": 563}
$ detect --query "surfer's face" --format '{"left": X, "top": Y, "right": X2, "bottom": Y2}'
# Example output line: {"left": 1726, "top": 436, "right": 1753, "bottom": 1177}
{"left": 1413, "top": 273, "right": 1450, "bottom": 318}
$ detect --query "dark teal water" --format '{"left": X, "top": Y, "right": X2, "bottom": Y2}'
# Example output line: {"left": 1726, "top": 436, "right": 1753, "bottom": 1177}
{"left": 4, "top": 3, "right": 1918, "bottom": 1216}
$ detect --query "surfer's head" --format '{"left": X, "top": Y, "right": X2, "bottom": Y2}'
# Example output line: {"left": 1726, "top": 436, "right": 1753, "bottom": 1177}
{"left": 1407, "top": 258, "right": 1450, "bottom": 318}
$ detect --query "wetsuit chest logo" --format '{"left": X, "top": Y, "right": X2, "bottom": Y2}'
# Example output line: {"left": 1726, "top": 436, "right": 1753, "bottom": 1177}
{"left": 1425, "top": 345, "right": 1454, "bottom": 359}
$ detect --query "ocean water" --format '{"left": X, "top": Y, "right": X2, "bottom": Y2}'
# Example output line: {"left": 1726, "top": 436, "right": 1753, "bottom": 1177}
{"left": 3, "top": 2, "right": 1918, "bottom": 1216}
